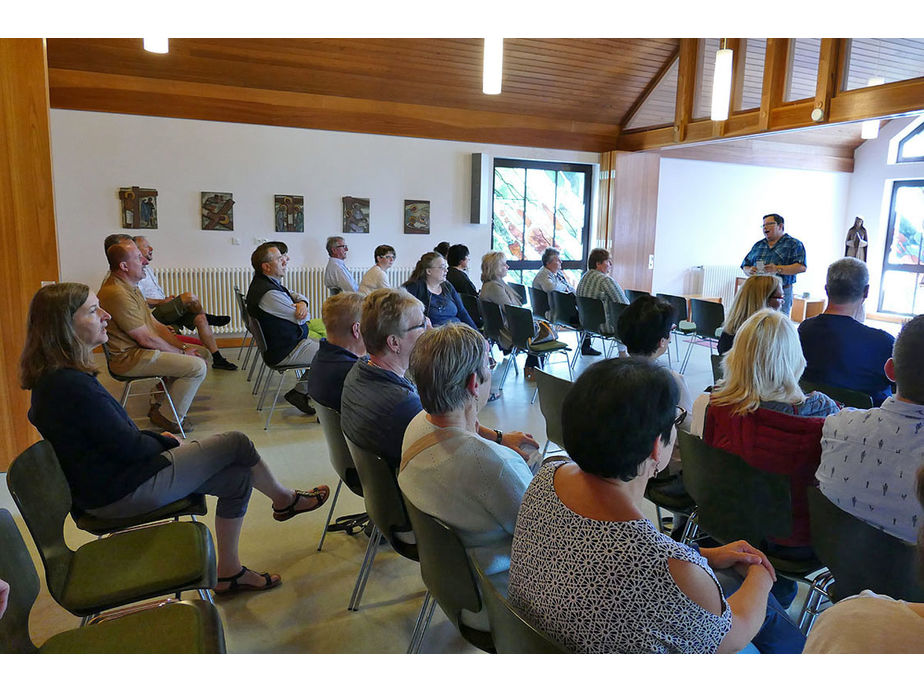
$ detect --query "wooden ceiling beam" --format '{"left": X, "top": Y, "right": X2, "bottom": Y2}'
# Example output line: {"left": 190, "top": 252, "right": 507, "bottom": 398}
{"left": 673, "top": 39, "right": 699, "bottom": 143}
{"left": 620, "top": 46, "right": 679, "bottom": 130}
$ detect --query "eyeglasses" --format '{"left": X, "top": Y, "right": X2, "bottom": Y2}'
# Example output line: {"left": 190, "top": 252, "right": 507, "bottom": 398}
{"left": 335, "top": 244, "right": 348, "bottom": 250}
{"left": 430, "top": 264, "right": 449, "bottom": 271}
{"left": 674, "top": 407, "right": 687, "bottom": 427}
{"left": 761, "top": 223, "right": 777, "bottom": 230}
{"left": 383, "top": 254, "right": 396, "bottom": 260}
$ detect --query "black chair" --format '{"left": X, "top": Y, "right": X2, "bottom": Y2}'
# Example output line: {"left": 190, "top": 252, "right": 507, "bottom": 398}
{"left": 233, "top": 287, "right": 256, "bottom": 372}
{"left": 404, "top": 500, "right": 495, "bottom": 653}
{"left": 575, "top": 295, "right": 620, "bottom": 358}
{"left": 6, "top": 441, "right": 217, "bottom": 623}
{"left": 679, "top": 299, "right": 725, "bottom": 374}
{"left": 656, "top": 292, "right": 697, "bottom": 370}
{"left": 533, "top": 368, "right": 573, "bottom": 458}
{"left": 248, "top": 316, "right": 311, "bottom": 430}
{"left": 471, "top": 558, "right": 567, "bottom": 654}
{"left": 460, "top": 293, "right": 483, "bottom": 329}
{"left": 710, "top": 353, "right": 724, "bottom": 384}
{"left": 799, "top": 487, "right": 924, "bottom": 633}
{"left": 625, "top": 289, "right": 649, "bottom": 303}
{"left": 527, "top": 286, "right": 551, "bottom": 321}
{"left": 101, "top": 342, "right": 186, "bottom": 439}
{"left": 507, "top": 282, "right": 527, "bottom": 305}
{"left": 799, "top": 380, "right": 873, "bottom": 410}
{"left": 315, "top": 403, "right": 367, "bottom": 551}
{"left": 479, "top": 299, "right": 506, "bottom": 349}
{"left": 0, "top": 509, "right": 226, "bottom": 654}
{"left": 549, "top": 291, "right": 580, "bottom": 332}
{"left": 502, "top": 305, "right": 572, "bottom": 397}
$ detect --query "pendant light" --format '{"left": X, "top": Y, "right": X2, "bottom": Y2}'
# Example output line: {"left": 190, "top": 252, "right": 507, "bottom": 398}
{"left": 483, "top": 38, "right": 503, "bottom": 95}
{"left": 143, "top": 38, "right": 169, "bottom": 54}
{"left": 710, "top": 39, "right": 733, "bottom": 121}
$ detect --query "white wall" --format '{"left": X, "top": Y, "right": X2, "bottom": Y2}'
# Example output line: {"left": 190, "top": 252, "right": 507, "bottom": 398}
{"left": 652, "top": 158, "right": 851, "bottom": 299}
{"left": 845, "top": 114, "right": 924, "bottom": 309}
{"left": 49, "top": 110, "right": 599, "bottom": 288}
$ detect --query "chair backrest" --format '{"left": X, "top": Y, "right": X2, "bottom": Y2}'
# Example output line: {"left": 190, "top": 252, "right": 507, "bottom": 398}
{"left": 806, "top": 487, "right": 924, "bottom": 602}
{"left": 404, "top": 499, "right": 493, "bottom": 650}
{"left": 0, "top": 509, "right": 41, "bottom": 653}
{"left": 507, "top": 282, "right": 527, "bottom": 306}
{"left": 6, "top": 441, "right": 76, "bottom": 605}
{"left": 460, "top": 293, "right": 483, "bottom": 327}
{"left": 315, "top": 403, "right": 363, "bottom": 496}
{"left": 710, "top": 353, "right": 724, "bottom": 384}
{"left": 247, "top": 315, "right": 270, "bottom": 359}
{"left": 233, "top": 288, "right": 250, "bottom": 328}
{"left": 479, "top": 299, "right": 506, "bottom": 346}
{"left": 656, "top": 292, "right": 690, "bottom": 324}
{"left": 100, "top": 341, "right": 124, "bottom": 381}
{"left": 470, "top": 557, "right": 566, "bottom": 654}
{"left": 625, "top": 289, "right": 649, "bottom": 303}
{"left": 534, "top": 369, "right": 573, "bottom": 451}
{"left": 799, "top": 380, "right": 873, "bottom": 410}
{"left": 575, "top": 295, "right": 608, "bottom": 336}
{"left": 344, "top": 438, "right": 417, "bottom": 560}
{"left": 503, "top": 304, "right": 537, "bottom": 351}
{"left": 549, "top": 291, "right": 578, "bottom": 328}
{"left": 527, "top": 286, "right": 551, "bottom": 320}
{"left": 676, "top": 430, "right": 792, "bottom": 547}
{"left": 690, "top": 299, "right": 725, "bottom": 339}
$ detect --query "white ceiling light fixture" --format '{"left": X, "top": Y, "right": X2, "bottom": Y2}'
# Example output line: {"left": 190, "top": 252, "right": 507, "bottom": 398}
{"left": 143, "top": 38, "right": 169, "bottom": 54}
{"left": 710, "top": 40, "right": 733, "bottom": 122}
{"left": 861, "top": 76, "right": 885, "bottom": 140}
{"left": 483, "top": 38, "right": 503, "bottom": 95}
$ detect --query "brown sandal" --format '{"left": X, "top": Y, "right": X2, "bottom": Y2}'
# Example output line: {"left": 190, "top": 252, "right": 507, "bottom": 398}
{"left": 215, "top": 566, "right": 281, "bottom": 595}
{"left": 272, "top": 486, "right": 330, "bottom": 521}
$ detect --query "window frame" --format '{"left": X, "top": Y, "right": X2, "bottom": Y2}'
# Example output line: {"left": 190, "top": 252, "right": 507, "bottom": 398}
{"left": 491, "top": 157, "right": 594, "bottom": 283}
{"left": 896, "top": 120, "right": 924, "bottom": 164}
{"left": 878, "top": 178, "right": 924, "bottom": 316}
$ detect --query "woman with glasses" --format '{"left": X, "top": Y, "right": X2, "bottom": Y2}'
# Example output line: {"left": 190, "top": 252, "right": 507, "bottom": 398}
{"left": 359, "top": 245, "right": 396, "bottom": 295}
{"left": 717, "top": 275, "right": 785, "bottom": 356}
{"left": 403, "top": 251, "right": 477, "bottom": 328}
{"left": 508, "top": 358, "right": 804, "bottom": 653}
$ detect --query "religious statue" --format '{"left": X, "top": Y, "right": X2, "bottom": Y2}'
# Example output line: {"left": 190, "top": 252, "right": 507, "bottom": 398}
{"left": 845, "top": 216, "right": 868, "bottom": 262}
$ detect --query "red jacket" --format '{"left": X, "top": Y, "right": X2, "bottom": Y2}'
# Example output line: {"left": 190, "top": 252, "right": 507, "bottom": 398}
{"left": 704, "top": 403, "right": 825, "bottom": 547}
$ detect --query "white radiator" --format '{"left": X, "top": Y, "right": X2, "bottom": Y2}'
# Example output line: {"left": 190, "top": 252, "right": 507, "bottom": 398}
{"left": 153, "top": 265, "right": 415, "bottom": 334}
{"left": 699, "top": 264, "right": 744, "bottom": 308}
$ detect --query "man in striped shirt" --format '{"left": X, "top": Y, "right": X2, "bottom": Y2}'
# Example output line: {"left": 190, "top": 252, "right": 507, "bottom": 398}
{"left": 576, "top": 247, "right": 629, "bottom": 336}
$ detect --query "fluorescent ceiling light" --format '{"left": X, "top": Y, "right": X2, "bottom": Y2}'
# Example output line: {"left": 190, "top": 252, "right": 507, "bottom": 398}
{"left": 143, "top": 38, "right": 169, "bottom": 54}
{"left": 483, "top": 38, "right": 503, "bottom": 95}
{"left": 710, "top": 48, "right": 733, "bottom": 121}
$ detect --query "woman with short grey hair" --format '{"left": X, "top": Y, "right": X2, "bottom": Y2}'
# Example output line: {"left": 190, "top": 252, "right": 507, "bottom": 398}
{"left": 399, "top": 323, "right": 539, "bottom": 621}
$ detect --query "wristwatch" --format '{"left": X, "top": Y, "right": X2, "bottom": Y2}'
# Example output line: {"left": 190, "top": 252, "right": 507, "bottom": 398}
{"left": 494, "top": 429, "right": 503, "bottom": 444}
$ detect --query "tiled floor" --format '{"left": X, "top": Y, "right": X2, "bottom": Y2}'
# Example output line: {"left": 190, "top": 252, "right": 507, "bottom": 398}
{"left": 0, "top": 329, "right": 733, "bottom": 654}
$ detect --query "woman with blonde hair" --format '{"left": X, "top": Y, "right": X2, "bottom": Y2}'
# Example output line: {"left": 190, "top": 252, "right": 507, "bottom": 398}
{"left": 402, "top": 251, "right": 477, "bottom": 328}
{"left": 717, "top": 275, "right": 784, "bottom": 355}
{"left": 691, "top": 308, "right": 839, "bottom": 605}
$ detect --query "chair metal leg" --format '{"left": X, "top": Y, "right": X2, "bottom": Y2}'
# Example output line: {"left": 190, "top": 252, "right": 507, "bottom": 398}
{"left": 158, "top": 379, "right": 186, "bottom": 439}
{"left": 495, "top": 353, "right": 515, "bottom": 391}
{"left": 264, "top": 371, "right": 287, "bottom": 430}
{"left": 798, "top": 572, "right": 833, "bottom": 634}
{"left": 257, "top": 368, "right": 275, "bottom": 411}
{"left": 317, "top": 480, "right": 343, "bottom": 551}
{"left": 679, "top": 509, "right": 699, "bottom": 545}
{"left": 348, "top": 525, "right": 382, "bottom": 611}
{"left": 530, "top": 386, "right": 540, "bottom": 405}
{"left": 119, "top": 382, "right": 133, "bottom": 407}
{"left": 407, "top": 592, "right": 437, "bottom": 654}
{"left": 679, "top": 336, "right": 697, "bottom": 374}
{"left": 251, "top": 359, "right": 266, "bottom": 392}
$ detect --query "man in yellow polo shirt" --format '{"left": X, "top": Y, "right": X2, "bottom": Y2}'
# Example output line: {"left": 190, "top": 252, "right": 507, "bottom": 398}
{"left": 98, "top": 240, "right": 208, "bottom": 434}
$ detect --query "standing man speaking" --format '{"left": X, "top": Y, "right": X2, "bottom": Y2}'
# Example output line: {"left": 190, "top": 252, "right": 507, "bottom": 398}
{"left": 741, "top": 213, "right": 806, "bottom": 317}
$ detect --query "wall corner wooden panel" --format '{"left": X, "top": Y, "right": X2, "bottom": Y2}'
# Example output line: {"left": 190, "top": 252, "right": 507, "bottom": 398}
{"left": 0, "top": 39, "right": 60, "bottom": 470}
{"left": 607, "top": 151, "right": 661, "bottom": 293}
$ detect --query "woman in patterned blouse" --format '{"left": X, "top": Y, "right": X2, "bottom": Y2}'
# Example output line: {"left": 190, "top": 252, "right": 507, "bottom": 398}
{"left": 508, "top": 357, "right": 805, "bottom": 653}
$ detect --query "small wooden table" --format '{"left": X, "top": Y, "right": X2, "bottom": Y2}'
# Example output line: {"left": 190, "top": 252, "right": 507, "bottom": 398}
{"left": 790, "top": 296, "right": 826, "bottom": 323}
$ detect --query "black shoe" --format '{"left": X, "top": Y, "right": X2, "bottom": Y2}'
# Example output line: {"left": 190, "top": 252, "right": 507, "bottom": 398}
{"left": 581, "top": 345, "right": 602, "bottom": 356}
{"left": 283, "top": 389, "right": 316, "bottom": 416}
{"left": 206, "top": 314, "right": 231, "bottom": 327}
{"left": 212, "top": 356, "right": 238, "bottom": 371}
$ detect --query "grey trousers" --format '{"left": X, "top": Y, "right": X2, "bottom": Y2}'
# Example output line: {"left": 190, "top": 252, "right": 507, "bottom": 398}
{"left": 88, "top": 431, "right": 261, "bottom": 520}
{"left": 275, "top": 337, "right": 319, "bottom": 394}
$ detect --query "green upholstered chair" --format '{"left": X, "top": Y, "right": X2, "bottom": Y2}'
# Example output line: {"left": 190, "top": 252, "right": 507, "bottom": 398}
{"left": 533, "top": 368, "right": 573, "bottom": 458}
{"left": 315, "top": 402, "right": 367, "bottom": 551}
{"left": 470, "top": 558, "right": 567, "bottom": 654}
{"left": 72, "top": 493, "right": 207, "bottom": 537}
{"left": 798, "top": 487, "right": 924, "bottom": 633}
{"left": 0, "top": 509, "right": 225, "bottom": 654}
{"left": 403, "top": 499, "right": 495, "bottom": 654}
{"left": 6, "top": 441, "right": 217, "bottom": 622}
{"left": 799, "top": 379, "right": 874, "bottom": 410}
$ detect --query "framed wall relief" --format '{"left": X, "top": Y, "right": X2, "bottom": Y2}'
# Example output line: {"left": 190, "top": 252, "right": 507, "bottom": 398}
{"left": 404, "top": 199, "right": 430, "bottom": 234}
{"left": 342, "top": 196, "right": 370, "bottom": 234}
{"left": 274, "top": 194, "right": 304, "bottom": 233}
{"left": 118, "top": 186, "right": 158, "bottom": 229}
{"left": 201, "top": 192, "right": 234, "bottom": 231}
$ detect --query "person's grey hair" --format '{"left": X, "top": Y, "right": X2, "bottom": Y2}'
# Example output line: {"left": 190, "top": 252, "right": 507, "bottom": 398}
{"left": 326, "top": 236, "right": 345, "bottom": 255}
{"left": 103, "top": 233, "right": 132, "bottom": 255}
{"left": 541, "top": 247, "right": 561, "bottom": 267}
{"left": 893, "top": 315, "right": 924, "bottom": 404}
{"left": 360, "top": 288, "right": 424, "bottom": 355}
{"left": 825, "top": 257, "right": 869, "bottom": 303}
{"left": 410, "top": 323, "right": 489, "bottom": 415}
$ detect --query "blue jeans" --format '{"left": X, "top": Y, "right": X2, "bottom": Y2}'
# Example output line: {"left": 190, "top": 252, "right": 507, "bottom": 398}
{"left": 715, "top": 569, "right": 806, "bottom": 654}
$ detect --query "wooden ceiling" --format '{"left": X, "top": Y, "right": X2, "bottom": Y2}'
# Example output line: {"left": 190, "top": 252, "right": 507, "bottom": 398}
{"left": 44, "top": 38, "right": 923, "bottom": 158}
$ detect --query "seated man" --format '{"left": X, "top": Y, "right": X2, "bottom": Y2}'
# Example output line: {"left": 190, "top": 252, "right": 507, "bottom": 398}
{"left": 246, "top": 241, "right": 320, "bottom": 416}
{"left": 799, "top": 257, "right": 894, "bottom": 405}
{"left": 817, "top": 315, "right": 924, "bottom": 544}
{"left": 400, "top": 322, "right": 538, "bottom": 627}
{"left": 340, "top": 288, "right": 537, "bottom": 471}
{"left": 576, "top": 247, "right": 629, "bottom": 338}
{"left": 324, "top": 235, "right": 358, "bottom": 295}
{"left": 306, "top": 292, "right": 366, "bottom": 411}
{"left": 133, "top": 236, "right": 237, "bottom": 371}
{"left": 98, "top": 240, "right": 208, "bottom": 434}
{"left": 534, "top": 247, "right": 598, "bottom": 355}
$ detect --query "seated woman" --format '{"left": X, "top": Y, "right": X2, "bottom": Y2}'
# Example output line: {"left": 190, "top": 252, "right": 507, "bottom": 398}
{"left": 508, "top": 358, "right": 804, "bottom": 653}
{"left": 479, "top": 251, "right": 541, "bottom": 379}
{"left": 446, "top": 244, "right": 478, "bottom": 298}
{"left": 403, "top": 252, "right": 477, "bottom": 329}
{"left": 359, "top": 244, "right": 395, "bottom": 295}
{"left": 717, "top": 275, "right": 784, "bottom": 355}
{"left": 399, "top": 323, "right": 538, "bottom": 621}
{"left": 20, "top": 283, "right": 330, "bottom": 595}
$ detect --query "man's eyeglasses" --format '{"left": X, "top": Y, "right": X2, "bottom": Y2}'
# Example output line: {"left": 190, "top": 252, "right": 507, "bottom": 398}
{"left": 674, "top": 407, "right": 687, "bottom": 427}
{"left": 335, "top": 244, "right": 348, "bottom": 250}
